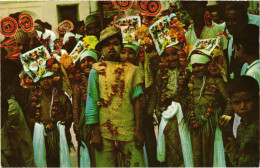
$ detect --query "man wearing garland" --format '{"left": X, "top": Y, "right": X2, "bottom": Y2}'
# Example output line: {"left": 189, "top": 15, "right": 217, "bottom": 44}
{"left": 184, "top": 39, "right": 232, "bottom": 167}
{"left": 86, "top": 27, "right": 145, "bottom": 167}
{"left": 26, "top": 58, "right": 73, "bottom": 167}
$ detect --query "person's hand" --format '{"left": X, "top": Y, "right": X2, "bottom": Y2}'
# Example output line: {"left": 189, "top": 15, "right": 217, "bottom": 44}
{"left": 134, "top": 130, "right": 144, "bottom": 149}
{"left": 219, "top": 115, "right": 231, "bottom": 126}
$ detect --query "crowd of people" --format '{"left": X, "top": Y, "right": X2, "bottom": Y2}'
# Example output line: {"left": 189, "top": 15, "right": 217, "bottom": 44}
{"left": 1, "top": 1, "right": 259, "bottom": 167}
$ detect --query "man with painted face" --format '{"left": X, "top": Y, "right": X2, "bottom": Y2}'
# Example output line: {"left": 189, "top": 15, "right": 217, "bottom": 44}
{"left": 72, "top": 49, "right": 98, "bottom": 166}
{"left": 86, "top": 27, "right": 145, "bottom": 167}
{"left": 185, "top": 48, "right": 232, "bottom": 167}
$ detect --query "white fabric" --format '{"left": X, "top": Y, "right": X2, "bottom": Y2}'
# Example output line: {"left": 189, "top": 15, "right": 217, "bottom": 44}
{"left": 157, "top": 101, "right": 193, "bottom": 167}
{"left": 63, "top": 32, "right": 75, "bottom": 45}
{"left": 244, "top": 59, "right": 260, "bottom": 90}
{"left": 185, "top": 22, "right": 228, "bottom": 50}
{"left": 57, "top": 122, "right": 72, "bottom": 167}
{"left": 42, "top": 29, "right": 57, "bottom": 52}
{"left": 33, "top": 122, "right": 47, "bottom": 167}
{"left": 190, "top": 54, "right": 211, "bottom": 65}
{"left": 80, "top": 141, "right": 91, "bottom": 167}
{"left": 143, "top": 142, "right": 149, "bottom": 167}
{"left": 248, "top": 13, "right": 259, "bottom": 26}
{"left": 233, "top": 114, "right": 241, "bottom": 138}
{"left": 240, "top": 63, "right": 248, "bottom": 76}
{"left": 79, "top": 49, "right": 98, "bottom": 62}
{"left": 75, "top": 33, "right": 83, "bottom": 42}
{"left": 213, "top": 126, "right": 226, "bottom": 167}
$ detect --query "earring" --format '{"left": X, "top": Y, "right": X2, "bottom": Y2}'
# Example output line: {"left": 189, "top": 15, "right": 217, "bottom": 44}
{"left": 204, "top": 11, "right": 212, "bottom": 28}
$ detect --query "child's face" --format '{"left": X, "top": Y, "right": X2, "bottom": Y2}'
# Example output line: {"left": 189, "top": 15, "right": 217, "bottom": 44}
{"left": 120, "top": 47, "right": 136, "bottom": 64}
{"left": 231, "top": 91, "right": 256, "bottom": 118}
{"left": 192, "top": 63, "right": 208, "bottom": 78}
{"left": 161, "top": 47, "right": 179, "bottom": 70}
{"left": 39, "top": 77, "right": 53, "bottom": 90}
{"left": 80, "top": 57, "right": 95, "bottom": 74}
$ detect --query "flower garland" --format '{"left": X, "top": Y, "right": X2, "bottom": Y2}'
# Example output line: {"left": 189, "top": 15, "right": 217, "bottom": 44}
{"left": 187, "top": 75, "right": 218, "bottom": 129}
{"left": 80, "top": 74, "right": 88, "bottom": 102}
{"left": 97, "top": 62, "right": 126, "bottom": 107}
{"left": 31, "top": 88, "right": 60, "bottom": 130}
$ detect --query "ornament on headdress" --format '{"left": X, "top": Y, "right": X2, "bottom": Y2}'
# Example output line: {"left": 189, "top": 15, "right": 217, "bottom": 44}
{"left": 113, "top": 0, "right": 133, "bottom": 10}
{"left": 114, "top": 15, "right": 141, "bottom": 45}
{"left": 0, "top": 37, "right": 19, "bottom": 49}
{"left": 145, "top": 1, "right": 162, "bottom": 16}
{"left": 204, "top": 11, "right": 212, "bottom": 28}
{"left": 82, "top": 35, "right": 99, "bottom": 51}
{"left": 20, "top": 45, "right": 53, "bottom": 82}
{"left": 56, "top": 20, "right": 74, "bottom": 34}
{"left": 137, "top": 1, "right": 148, "bottom": 14}
{"left": 4, "top": 49, "right": 21, "bottom": 61}
{"left": 0, "top": 17, "right": 18, "bottom": 37}
{"left": 189, "top": 38, "right": 227, "bottom": 82}
{"left": 18, "top": 13, "right": 34, "bottom": 32}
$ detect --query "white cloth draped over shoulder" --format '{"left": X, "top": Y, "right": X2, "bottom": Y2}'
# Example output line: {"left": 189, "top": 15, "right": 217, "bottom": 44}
{"left": 157, "top": 101, "right": 193, "bottom": 167}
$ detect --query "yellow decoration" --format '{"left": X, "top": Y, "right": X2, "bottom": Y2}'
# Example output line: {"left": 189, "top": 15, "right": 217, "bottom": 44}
{"left": 37, "top": 67, "right": 44, "bottom": 78}
{"left": 135, "top": 25, "right": 150, "bottom": 40}
{"left": 83, "top": 35, "right": 99, "bottom": 51}
{"left": 124, "top": 31, "right": 133, "bottom": 43}
{"left": 60, "top": 53, "right": 73, "bottom": 69}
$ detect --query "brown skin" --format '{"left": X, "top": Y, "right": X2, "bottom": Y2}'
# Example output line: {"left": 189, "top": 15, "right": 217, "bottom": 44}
{"left": 161, "top": 47, "right": 179, "bottom": 70}
{"left": 102, "top": 37, "right": 122, "bottom": 62}
{"left": 234, "top": 44, "right": 258, "bottom": 66}
{"left": 85, "top": 22, "right": 101, "bottom": 38}
{"left": 220, "top": 91, "right": 258, "bottom": 144}
{"left": 192, "top": 63, "right": 209, "bottom": 78}
{"left": 225, "top": 10, "right": 246, "bottom": 36}
{"left": 80, "top": 57, "right": 96, "bottom": 74}
{"left": 186, "top": 2, "right": 206, "bottom": 38}
{"left": 77, "top": 25, "right": 86, "bottom": 36}
{"left": 39, "top": 76, "right": 53, "bottom": 91}
{"left": 120, "top": 47, "right": 137, "bottom": 64}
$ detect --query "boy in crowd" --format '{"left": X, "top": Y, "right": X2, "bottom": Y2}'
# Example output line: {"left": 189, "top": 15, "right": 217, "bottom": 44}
{"left": 221, "top": 76, "right": 259, "bottom": 167}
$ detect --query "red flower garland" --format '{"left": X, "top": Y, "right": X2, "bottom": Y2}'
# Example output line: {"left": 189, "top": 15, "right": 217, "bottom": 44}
{"left": 31, "top": 88, "right": 60, "bottom": 130}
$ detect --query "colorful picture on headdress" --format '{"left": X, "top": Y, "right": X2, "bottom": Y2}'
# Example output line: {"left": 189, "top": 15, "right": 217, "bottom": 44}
{"left": 114, "top": 16, "right": 141, "bottom": 45}
{"left": 190, "top": 38, "right": 220, "bottom": 56}
{"left": 69, "top": 40, "right": 84, "bottom": 63}
{"left": 20, "top": 45, "right": 53, "bottom": 82}
{"left": 149, "top": 16, "right": 178, "bottom": 55}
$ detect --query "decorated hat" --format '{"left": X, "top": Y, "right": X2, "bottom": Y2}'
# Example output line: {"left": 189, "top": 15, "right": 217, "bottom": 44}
{"left": 85, "top": 15, "right": 99, "bottom": 28}
{"left": 20, "top": 45, "right": 54, "bottom": 83}
{"left": 95, "top": 26, "right": 122, "bottom": 52}
{"left": 114, "top": 15, "right": 141, "bottom": 45}
{"left": 189, "top": 38, "right": 227, "bottom": 82}
{"left": 79, "top": 49, "right": 98, "bottom": 62}
{"left": 79, "top": 35, "right": 99, "bottom": 62}
{"left": 123, "top": 43, "right": 140, "bottom": 54}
